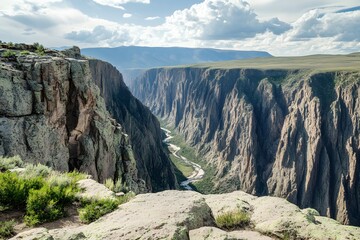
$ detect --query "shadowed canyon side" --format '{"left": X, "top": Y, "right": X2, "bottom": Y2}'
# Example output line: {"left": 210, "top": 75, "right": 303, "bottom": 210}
{"left": 88, "top": 59, "right": 177, "bottom": 191}
{"left": 0, "top": 45, "right": 175, "bottom": 193}
{"left": 131, "top": 56, "right": 360, "bottom": 225}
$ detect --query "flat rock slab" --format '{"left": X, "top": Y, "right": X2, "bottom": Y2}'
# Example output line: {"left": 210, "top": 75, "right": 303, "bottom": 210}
{"left": 76, "top": 179, "right": 115, "bottom": 201}
{"left": 189, "top": 227, "right": 273, "bottom": 240}
{"left": 49, "top": 190, "right": 214, "bottom": 240}
{"left": 10, "top": 228, "right": 53, "bottom": 240}
{"left": 11, "top": 190, "right": 360, "bottom": 240}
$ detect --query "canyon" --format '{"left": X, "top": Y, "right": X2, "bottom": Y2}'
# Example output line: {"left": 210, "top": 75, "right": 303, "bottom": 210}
{"left": 132, "top": 54, "right": 360, "bottom": 226}
{"left": 1, "top": 43, "right": 360, "bottom": 239}
{"left": 0, "top": 44, "right": 176, "bottom": 193}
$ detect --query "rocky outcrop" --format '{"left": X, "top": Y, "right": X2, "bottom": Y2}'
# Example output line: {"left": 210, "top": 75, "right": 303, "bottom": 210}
{"left": 132, "top": 65, "right": 360, "bottom": 225}
{"left": 76, "top": 179, "right": 116, "bottom": 201}
{"left": 11, "top": 190, "right": 360, "bottom": 240}
{"left": 88, "top": 59, "right": 177, "bottom": 192}
{"left": 0, "top": 44, "right": 175, "bottom": 193}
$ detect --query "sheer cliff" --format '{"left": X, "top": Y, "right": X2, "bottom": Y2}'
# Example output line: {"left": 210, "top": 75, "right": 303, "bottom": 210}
{"left": 88, "top": 59, "right": 176, "bottom": 191}
{"left": 0, "top": 44, "right": 175, "bottom": 192}
{"left": 132, "top": 54, "right": 360, "bottom": 225}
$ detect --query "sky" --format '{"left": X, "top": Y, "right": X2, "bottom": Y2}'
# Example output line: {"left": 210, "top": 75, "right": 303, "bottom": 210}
{"left": 0, "top": 0, "right": 359, "bottom": 56}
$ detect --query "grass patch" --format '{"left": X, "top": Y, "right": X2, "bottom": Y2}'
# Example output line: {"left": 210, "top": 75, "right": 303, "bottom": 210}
{"left": 177, "top": 53, "right": 360, "bottom": 72}
{"left": 0, "top": 156, "right": 128, "bottom": 229}
{"left": 20, "top": 50, "right": 30, "bottom": 56}
{"left": 215, "top": 210, "right": 251, "bottom": 230}
{"left": 0, "top": 220, "right": 16, "bottom": 239}
{"left": 79, "top": 198, "right": 119, "bottom": 224}
{"left": 0, "top": 158, "right": 90, "bottom": 226}
{"left": 0, "top": 156, "right": 24, "bottom": 172}
{"left": 1, "top": 50, "right": 16, "bottom": 58}
{"left": 79, "top": 192, "right": 135, "bottom": 223}
{"left": 104, "top": 178, "right": 129, "bottom": 193}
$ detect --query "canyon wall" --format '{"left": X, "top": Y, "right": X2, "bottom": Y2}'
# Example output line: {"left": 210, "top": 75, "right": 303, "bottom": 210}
{"left": 133, "top": 67, "right": 360, "bottom": 225}
{"left": 88, "top": 59, "right": 177, "bottom": 191}
{"left": 0, "top": 45, "right": 176, "bottom": 192}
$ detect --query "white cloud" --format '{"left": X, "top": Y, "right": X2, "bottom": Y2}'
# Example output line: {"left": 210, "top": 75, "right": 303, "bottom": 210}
{"left": 0, "top": 0, "right": 63, "bottom": 15}
{"left": 123, "top": 13, "right": 132, "bottom": 18}
{"left": 288, "top": 9, "right": 360, "bottom": 41}
{"left": 92, "top": 0, "right": 149, "bottom": 9}
{"left": 164, "top": 0, "right": 291, "bottom": 40}
{"left": 145, "top": 16, "right": 160, "bottom": 20}
{"left": 65, "top": 25, "right": 115, "bottom": 43}
{"left": 1, "top": 0, "right": 359, "bottom": 55}
{"left": 245, "top": 0, "right": 360, "bottom": 21}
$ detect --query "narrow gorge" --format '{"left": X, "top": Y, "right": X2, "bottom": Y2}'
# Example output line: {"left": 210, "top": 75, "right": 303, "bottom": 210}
{"left": 131, "top": 54, "right": 360, "bottom": 226}
{"left": 0, "top": 45, "right": 176, "bottom": 193}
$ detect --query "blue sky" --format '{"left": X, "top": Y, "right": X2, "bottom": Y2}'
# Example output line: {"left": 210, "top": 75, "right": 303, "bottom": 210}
{"left": 0, "top": 0, "right": 359, "bottom": 55}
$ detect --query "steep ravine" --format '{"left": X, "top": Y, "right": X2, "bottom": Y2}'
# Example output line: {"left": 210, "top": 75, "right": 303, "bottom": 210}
{"left": 88, "top": 59, "right": 177, "bottom": 191}
{"left": 132, "top": 66, "right": 360, "bottom": 225}
{"left": 0, "top": 45, "right": 175, "bottom": 193}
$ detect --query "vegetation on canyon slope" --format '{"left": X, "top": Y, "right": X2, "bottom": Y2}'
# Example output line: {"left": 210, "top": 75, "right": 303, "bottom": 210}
{"left": 0, "top": 156, "right": 134, "bottom": 238}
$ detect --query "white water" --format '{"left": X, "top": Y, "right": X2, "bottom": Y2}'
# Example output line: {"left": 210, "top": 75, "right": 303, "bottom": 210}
{"left": 161, "top": 127, "right": 205, "bottom": 190}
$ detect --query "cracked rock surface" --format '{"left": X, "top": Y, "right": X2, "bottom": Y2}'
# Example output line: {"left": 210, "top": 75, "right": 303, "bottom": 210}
{"left": 11, "top": 190, "right": 360, "bottom": 240}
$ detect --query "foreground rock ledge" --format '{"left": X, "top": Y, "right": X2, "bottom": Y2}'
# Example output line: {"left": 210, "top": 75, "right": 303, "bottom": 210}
{"left": 11, "top": 191, "right": 360, "bottom": 240}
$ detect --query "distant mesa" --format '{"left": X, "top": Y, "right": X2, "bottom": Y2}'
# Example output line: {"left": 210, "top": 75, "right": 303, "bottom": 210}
{"left": 81, "top": 46, "right": 272, "bottom": 85}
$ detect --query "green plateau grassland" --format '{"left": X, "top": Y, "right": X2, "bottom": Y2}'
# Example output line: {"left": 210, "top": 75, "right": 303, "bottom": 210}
{"left": 163, "top": 53, "right": 360, "bottom": 72}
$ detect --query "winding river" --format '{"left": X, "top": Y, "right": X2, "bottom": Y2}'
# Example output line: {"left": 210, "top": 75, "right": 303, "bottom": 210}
{"left": 161, "top": 127, "right": 205, "bottom": 190}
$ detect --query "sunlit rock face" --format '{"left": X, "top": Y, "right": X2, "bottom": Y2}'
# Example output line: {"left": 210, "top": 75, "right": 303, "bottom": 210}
{"left": 133, "top": 66, "right": 360, "bottom": 225}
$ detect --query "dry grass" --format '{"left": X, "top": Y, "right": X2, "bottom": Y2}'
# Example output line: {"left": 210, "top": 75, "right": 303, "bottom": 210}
{"left": 164, "top": 53, "right": 360, "bottom": 72}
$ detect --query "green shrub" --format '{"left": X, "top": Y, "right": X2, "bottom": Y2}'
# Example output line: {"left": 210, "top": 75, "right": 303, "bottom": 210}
{"left": 117, "top": 191, "right": 136, "bottom": 205}
{"left": 48, "top": 172, "right": 72, "bottom": 188}
{"left": 34, "top": 42, "right": 45, "bottom": 56}
{"left": 104, "top": 178, "right": 129, "bottom": 193}
{"left": 104, "top": 178, "right": 115, "bottom": 191}
{"left": 0, "top": 172, "right": 44, "bottom": 209}
{"left": 24, "top": 183, "right": 76, "bottom": 226}
{"left": 0, "top": 163, "right": 86, "bottom": 226}
{"left": 20, "top": 50, "right": 30, "bottom": 55}
{"left": 0, "top": 220, "right": 16, "bottom": 239}
{"left": 2, "top": 50, "right": 16, "bottom": 58}
{"left": 114, "top": 178, "right": 129, "bottom": 193}
{"left": 22, "top": 164, "right": 52, "bottom": 179}
{"left": 66, "top": 170, "right": 88, "bottom": 183}
{"left": 215, "top": 210, "right": 251, "bottom": 230}
{"left": 0, "top": 155, "right": 24, "bottom": 171}
{"left": 79, "top": 198, "right": 119, "bottom": 223}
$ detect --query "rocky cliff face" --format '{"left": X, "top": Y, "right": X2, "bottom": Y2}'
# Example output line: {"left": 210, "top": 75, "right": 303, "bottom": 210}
{"left": 0, "top": 44, "right": 175, "bottom": 193}
{"left": 132, "top": 66, "right": 360, "bottom": 225}
{"left": 88, "top": 59, "right": 176, "bottom": 191}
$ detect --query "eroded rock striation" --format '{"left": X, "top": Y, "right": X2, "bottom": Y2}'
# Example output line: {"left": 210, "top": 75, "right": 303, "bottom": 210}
{"left": 132, "top": 55, "right": 360, "bottom": 225}
{"left": 11, "top": 190, "right": 360, "bottom": 240}
{"left": 88, "top": 59, "right": 177, "bottom": 191}
{"left": 0, "top": 45, "right": 175, "bottom": 192}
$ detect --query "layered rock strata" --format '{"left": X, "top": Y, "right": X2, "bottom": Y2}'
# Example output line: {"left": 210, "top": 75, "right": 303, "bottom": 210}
{"left": 133, "top": 66, "right": 360, "bottom": 225}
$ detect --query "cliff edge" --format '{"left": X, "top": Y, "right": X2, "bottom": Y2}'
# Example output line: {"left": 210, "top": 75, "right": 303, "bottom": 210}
{"left": 12, "top": 190, "right": 360, "bottom": 240}
{"left": 0, "top": 43, "right": 175, "bottom": 192}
